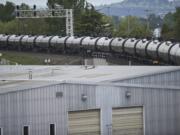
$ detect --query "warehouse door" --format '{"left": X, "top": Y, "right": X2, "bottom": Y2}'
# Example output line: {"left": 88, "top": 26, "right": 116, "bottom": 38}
{"left": 68, "top": 110, "right": 101, "bottom": 135}
{"left": 112, "top": 107, "right": 143, "bottom": 135}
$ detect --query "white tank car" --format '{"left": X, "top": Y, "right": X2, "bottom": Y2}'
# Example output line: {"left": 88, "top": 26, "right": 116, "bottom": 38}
{"left": 66, "top": 36, "right": 75, "bottom": 49}
{"left": 135, "top": 39, "right": 150, "bottom": 57}
{"left": 35, "top": 35, "right": 44, "bottom": 47}
{"left": 26, "top": 36, "right": 37, "bottom": 48}
{"left": 51, "top": 36, "right": 68, "bottom": 51}
{"left": 70, "top": 37, "right": 83, "bottom": 52}
{"left": 0, "top": 34, "right": 6, "bottom": 47}
{"left": 21, "top": 35, "right": 33, "bottom": 49}
{"left": 82, "top": 37, "right": 99, "bottom": 50}
{"left": 146, "top": 40, "right": 161, "bottom": 60}
{"left": 81, "top": 37, "right": 91, "bottom": 49}
{"left": 111, "top": 38, "right": 126, "bottom": 53}
{"left": 1, "top": 35, "right": 10, "bottom": 46}
{"left": 8, "top": 35, "right": 23, "bottom": 48}
{"left": 50, "top": 36, "right": 62, "bottom": 51}
{"left": 124, "top": 38, "right": 139, "bottom": 55}
{"left": 158, "top": 41, "right": 174, "bottom": 62}
{"left": 96, "top": 37, "right": 112, "bottom": 52}
{"left": 169, "top": 43, "right": 180, "bottom": 65}
{"left": 35, "top": 35, "right": 52, "bottom": 48}
{"left": 7, "top": 35, "right": 16, "bottom": 46}
{"left": 0, "top": 34, "right": 3, "bottom": 42}
{"left": 174, "top": 46, "right": 180, "bottom": 65}
{"left": 50, "top": 36, "right": 59, "bottom": 49}
{"left": 66, "top": 36, "right": 81, "bottom": 52}
{"left": 15, "top": 35, "right": 24, "bottom": 46}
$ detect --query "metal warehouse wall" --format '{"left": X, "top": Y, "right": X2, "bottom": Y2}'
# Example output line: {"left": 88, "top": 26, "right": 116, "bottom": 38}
{"left": 0, "top": 83, "right": 179, "bottom": 135}
{"left": 112, "top": 70, "right": 180, "bottom": 86}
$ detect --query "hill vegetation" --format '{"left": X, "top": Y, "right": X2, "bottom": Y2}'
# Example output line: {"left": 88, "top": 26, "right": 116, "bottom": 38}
{"left": 97, "top": 0, "right": 180, "bottom": 17}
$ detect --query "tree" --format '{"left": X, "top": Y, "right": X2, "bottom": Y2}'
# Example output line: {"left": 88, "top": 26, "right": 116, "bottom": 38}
{"left": 0, "top": 0, "right": 114, "bottom": 36}
{"left": 0, "top": 20, "right": 19, "bottom": 34}
{"left": 163, "top": 12, "right": 175, "bottom": 29}
{"left": 75, "top": 6, "right": 114, "bottom": 37}
{"left": 174, "top": 7, "right": 180, "bottom": 40}
{"left": 0, "top": 2, "right": 15, "bottom": 22}
{"left": 47, "top": 0, "right": 112, "bottom": 36}
{"left": 116, "top": 16, "right": 151, "bottom": 38}
{"left": 161, "top": 7, "right": 180, "bottom": 40}
{"left": 19, "top": 3, "right": 30, "bottom": 10}
{"left": 47, "top": 0, "right": 86, "bottom": 9}
{"left": 161, "top": 23, "right": 175, "bottom": 40}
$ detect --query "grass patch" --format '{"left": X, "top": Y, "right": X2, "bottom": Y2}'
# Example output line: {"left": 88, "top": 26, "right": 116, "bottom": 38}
{"left": 0, "top": 51, "right": 44, "bottom": 65}
{"left": 0, "top": 50, "right": 83, "bottom": 65}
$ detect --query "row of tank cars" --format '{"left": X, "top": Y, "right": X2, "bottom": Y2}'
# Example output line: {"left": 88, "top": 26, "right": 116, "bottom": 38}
{"left": 0, "top": 34, "right": 180, "bottom": 65}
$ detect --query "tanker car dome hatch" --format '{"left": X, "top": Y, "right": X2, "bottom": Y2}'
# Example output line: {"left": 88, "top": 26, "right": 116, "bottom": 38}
{"left": 118, "top": 38, "right": 122, "bottom": 41}
{"left": 166, "top": 41, "right": 172, "bottom": 46}
{"left": 142, "top": 39, "right": 147, "bottom": 43}
{"left": 131, "top": 38, "right": 136, "bottom": 42}
{"left": 154, "top": 40, "right": 158, "bottom": 44}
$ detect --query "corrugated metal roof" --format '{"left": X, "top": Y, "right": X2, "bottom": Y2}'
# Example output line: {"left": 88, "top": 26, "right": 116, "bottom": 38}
{"left": 0, "top": 66, "right": 180, "bottom": 82}
{"left": 0, "top": 66, "right": 180, "bottom": 94}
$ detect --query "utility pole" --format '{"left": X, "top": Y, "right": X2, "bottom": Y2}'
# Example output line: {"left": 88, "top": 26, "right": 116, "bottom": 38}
{"left": 145, "top": 9, "right": 151, "bottom": 33}
{"left": 127, "top": 9, "right": 130, "bottom": 36}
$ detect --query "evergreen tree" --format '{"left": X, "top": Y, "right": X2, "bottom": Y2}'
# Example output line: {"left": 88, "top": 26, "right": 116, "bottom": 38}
{"left": 174, "top": 7, "right": 180, "bottom": 40}
{"left": 116, "top": 16, "right": 151, "bottom": 38}
{"left": 0, "top": 2, "right": 15, "bottom": 22}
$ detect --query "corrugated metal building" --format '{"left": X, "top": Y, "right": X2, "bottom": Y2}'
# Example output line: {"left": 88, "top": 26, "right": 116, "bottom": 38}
{"left": 0, "top": 66, "right": 180, "bottom": 135}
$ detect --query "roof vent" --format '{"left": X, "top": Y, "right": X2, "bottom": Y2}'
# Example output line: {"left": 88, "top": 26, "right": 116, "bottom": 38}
{"left": 84, "top": 59, "right": 95, "bottom": 70}
{"left": 28, "top": 69, "right": 32, "bottom": 80}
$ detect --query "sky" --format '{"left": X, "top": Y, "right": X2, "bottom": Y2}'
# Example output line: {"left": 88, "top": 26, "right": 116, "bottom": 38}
{"left": 87, "top": 0, "right": 123, "bottom": 6}
{"left": 0, "top": 0, "right": 124, "bottom": 7}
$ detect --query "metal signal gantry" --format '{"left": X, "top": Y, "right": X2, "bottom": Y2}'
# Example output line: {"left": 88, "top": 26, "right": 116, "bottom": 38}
{"left": 15, "top": 5, "right": 74, "bottom": 36}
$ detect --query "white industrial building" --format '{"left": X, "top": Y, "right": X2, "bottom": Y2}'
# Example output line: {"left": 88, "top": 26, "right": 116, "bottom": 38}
{"left": 0, "top": 66, "right": 180, "bottom": 135}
